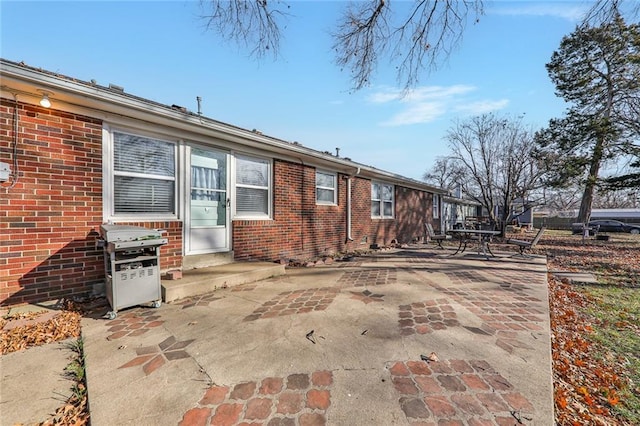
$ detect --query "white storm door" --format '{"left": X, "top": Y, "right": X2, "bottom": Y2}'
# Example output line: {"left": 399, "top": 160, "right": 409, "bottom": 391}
{"left": 188, "top": 147, "right": 229, "bottom": 253}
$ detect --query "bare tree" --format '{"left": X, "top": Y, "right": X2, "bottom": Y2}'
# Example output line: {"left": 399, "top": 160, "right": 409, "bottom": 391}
{"left": 584, "top": 0, "right": 640, "bottom": 26}
{"left": 533, "top": 183, "right": 638, "bottom": 214}
{"left": 423, "top": 156, "right": 464, "bottom": 191}
{"left": 446, "top": 114, "right": 544, "bottom": 235}
{"left": 332, "top": 0, "right": 483, "bottom": 91}
{"left": 593, "top": 188, "right": 640, "bottom": 208}
{"left": 540, "top": 187, "right": 583, "bottom": 213}
{"left": 198, "top": 0, "right": 635, "bottom": 91}
{"left": 199, "top": 0, "right": 291, "bottom": 59}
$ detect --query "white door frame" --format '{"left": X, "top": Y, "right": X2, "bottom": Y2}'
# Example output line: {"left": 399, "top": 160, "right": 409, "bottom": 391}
{"left": 184, "top": 144, "right": 231, "bottom": 255}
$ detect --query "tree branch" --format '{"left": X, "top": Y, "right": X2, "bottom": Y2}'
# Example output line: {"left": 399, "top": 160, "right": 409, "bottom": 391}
{"left": 200, "top": 0, "right": 290, "bottom": 59}
{"left": 333, "top": 0, "right": 483, "bottom": 91}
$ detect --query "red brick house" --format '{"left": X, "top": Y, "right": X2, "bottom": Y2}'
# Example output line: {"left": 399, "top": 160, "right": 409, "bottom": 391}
{"left": 0, "top": 59, "right": 445, "bottom": 306}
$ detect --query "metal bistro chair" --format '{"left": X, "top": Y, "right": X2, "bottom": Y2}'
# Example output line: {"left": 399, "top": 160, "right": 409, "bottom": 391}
{"left": 425, "top": 223, "right": 451, "bottom": 249}
{"left": 506, "top": 226, "right": 546, "bottom": 258}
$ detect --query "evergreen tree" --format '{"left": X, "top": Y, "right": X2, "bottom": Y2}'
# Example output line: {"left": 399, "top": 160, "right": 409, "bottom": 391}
{"left": 535, "top": 13, "right": 640, "bottom": 223}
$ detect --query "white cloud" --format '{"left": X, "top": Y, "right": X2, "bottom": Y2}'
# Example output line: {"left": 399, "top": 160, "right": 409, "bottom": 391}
{"left": 489, "top": 2, "right": 589, "bottom": 22}
{"left": 404, "top": 85, "right": 476, "bottom": 102}
{"left": 369, "top": 84, "right": 509, "bottom": 127}
{"left": 367, "top": 85, "right": 475, "bottom": 104}
{"left": 367, "top": 88, "right": 404, "bottom": 104}
{"left": 454, "top": 99, "right": 510, "bottom": 114}
{"left": 380, "top": 102, "right": 446, "bottom": 126}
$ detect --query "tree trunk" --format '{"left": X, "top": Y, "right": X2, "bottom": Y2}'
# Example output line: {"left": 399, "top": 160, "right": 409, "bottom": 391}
{"left": 577, "top": 183, "right": 595, "bottom": 224}
{"left": 577, "top": 134, "right": 606, "bottom": 223}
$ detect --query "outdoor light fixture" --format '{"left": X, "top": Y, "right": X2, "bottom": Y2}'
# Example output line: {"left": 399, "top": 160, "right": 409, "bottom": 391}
{"left": 39, "top": 92, "right": 51, "bottom": 108}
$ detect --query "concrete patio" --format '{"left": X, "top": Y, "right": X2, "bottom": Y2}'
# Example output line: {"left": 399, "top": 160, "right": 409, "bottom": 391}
{"left": 2, "top": 246, "right": 554, "bottom": 425}
{"left": 84, "top": 246, "right": 552, "bottom": 425}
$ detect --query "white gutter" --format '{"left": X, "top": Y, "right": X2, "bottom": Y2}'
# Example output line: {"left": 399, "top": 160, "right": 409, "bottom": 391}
{"left": 346, "top": 167, "right": 361, "bottom": 241}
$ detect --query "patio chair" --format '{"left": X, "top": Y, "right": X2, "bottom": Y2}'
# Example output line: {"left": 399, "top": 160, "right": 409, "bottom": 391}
{"left": 425, "top": 223, "right": 451, "bottom": 249}
{"left": 506, "top": 226, "right": 546, "bottom": 257}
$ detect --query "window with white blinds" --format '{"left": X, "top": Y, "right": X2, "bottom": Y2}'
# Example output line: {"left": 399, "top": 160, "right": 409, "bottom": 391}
{"left": 371, "top": 181, "right": 394, "bottom": 218}
{"left": 113, "top": 132, "right": 176, "bottom": 214}
{"left": 316, "top": 170, "right": 337, "bottom": 204}
{"left": 235, "top": 154, "right": 271, "bottom": 217}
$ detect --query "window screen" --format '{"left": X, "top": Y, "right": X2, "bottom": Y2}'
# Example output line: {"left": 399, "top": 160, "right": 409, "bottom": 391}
{"left": 235, "top": 155, "right": 270, "bottom": 216}
{"left": 316, "top": 171, "right": 337, "bottom": 204}
{"left": 371, "top": 182, "right": 394, "bottom": 218}
{"left": 113, "top": 132, "right": 176, "bottom": 214}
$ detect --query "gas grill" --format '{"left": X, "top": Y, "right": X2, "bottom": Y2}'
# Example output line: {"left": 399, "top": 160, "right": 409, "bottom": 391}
{"left": 99, "top": 224, "right": 168, "bottom": 319}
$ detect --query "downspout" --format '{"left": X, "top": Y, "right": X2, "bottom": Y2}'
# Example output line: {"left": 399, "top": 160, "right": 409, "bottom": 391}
{"left": 346, "top": 167, "right": 361, "bottom": 242}
{"left": 297, "top": 157, "right": 305, "bottom": 252}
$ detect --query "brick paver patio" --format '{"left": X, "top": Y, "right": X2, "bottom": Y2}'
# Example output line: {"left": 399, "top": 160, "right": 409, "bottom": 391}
{"left": 103, "top": 309, "right": 164, "bottom": 340}
{"left": 179, "top": 371, "right": 333, "bottom": 426}
{"left": 398, "top": 299, "right": 460, "bottom": 336}
{"left": 242, "top": 287, "right": 340, "bottom": 321}
{"left": 388, "top": 359, "right": 534, "bottom": 424}
{"left": 82, "top": 246, "right": 553, "bottom": 425}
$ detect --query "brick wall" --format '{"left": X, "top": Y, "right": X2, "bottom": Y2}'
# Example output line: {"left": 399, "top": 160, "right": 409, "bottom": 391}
{"left": 233, "top": 160, "right": 374, "bottom": 262}
{"left": 349, "top": 176, "right": 373, "bottom": 246}
{"left": 122, "top": 221, "right": 183, "bottom": 271}
{"left": 0, "top": 99, "right": 105, "bottom": 305}
{"left": 394, "top": 187, "right": 434, "bottom": 242}
{"left": 369, "top": 186, "right": 434, "bottom": 246}
{"left": 0, "top": 98, "right": 437, "bottom": 305}
{"left": 232, "top": 162, "right": 436, "bottom": 261}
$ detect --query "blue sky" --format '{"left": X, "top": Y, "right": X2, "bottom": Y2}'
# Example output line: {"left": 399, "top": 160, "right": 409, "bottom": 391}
{"left": 1, "top": 1, "right": 599, "bottom": 180}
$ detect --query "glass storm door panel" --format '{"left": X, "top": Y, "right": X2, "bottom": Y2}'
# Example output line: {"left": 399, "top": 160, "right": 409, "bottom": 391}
{"left": 188, "top": 148, "right": 229, "bottom": 253}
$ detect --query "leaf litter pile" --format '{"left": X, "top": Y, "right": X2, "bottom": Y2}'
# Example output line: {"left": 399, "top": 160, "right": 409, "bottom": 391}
{"left": 0, "top": 310, "right": 81, "bottom": 354}
{"left": 2, "top": 232, "right": 639, "bottom": 425}
{"left": 0, "top": 298, "right": 101, "bottom": 425}
{"left": 549, "top": 277, "right": 631, "bottom": 425}
{"left": 537, "top": 231, "right": 640, "bottom": 425}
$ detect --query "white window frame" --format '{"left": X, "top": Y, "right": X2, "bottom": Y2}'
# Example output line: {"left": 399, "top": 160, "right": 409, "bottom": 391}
{"left": 433, "top": 194, "right": 440, "bottom": 219}
{"left": 371, "top": 181, "right": 394, "bottom": 219}
{"left": 232, "top": 153, "right": 272, "bottom": 219}
{"left": 316, "top": 170, "right": 338, "bottom": 205}
{"left": 103, "top": 126, "right": 178, "bottom": 221}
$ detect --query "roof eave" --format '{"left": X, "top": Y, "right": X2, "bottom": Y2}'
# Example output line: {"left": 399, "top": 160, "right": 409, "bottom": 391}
{"left": 0, "top": 59, "right": 445, "bottom": 194}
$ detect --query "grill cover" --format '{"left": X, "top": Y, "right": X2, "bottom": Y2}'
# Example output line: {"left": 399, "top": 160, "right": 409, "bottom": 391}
{"left": 100, "top": 225, "right": 163, "bottom": 241}
{"left": 100, "top": 225, "right": 167, "bottom": 249}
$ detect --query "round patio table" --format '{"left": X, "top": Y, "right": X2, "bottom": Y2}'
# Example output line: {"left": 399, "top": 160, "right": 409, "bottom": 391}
{"left": 447, "top": 229, "right": 501, "bottom": 259}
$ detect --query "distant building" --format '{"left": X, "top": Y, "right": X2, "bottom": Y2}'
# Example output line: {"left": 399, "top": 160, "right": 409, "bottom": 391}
{"left": 589, "top": 209, "right": 640, "bottom": 221}
{"left": 542, "top": 208, "right": 640, "bottom": 221}
{"left": 533, "top": 208, "right": 640, "bottom": 229}
{"left": 441, "top": 195, "right": 481, "bottom": 231}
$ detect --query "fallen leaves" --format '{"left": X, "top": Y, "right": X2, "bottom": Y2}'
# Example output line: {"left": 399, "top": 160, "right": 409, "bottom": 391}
{"left": 41, "top": 386, "right": 89, "bottom": 426}
{"left": 539, "top": 233, "right": 640, "bottom": 287}
{"left": 536, "top": 231, "right": 640, "bottom": 425}
{"left": 1, "top": 308, "right": 87, "bottom": 425}
{"left": 549, "top": 277, "right": 628, "bottom": 424}
{"left": 608, "top": 395, "right": 620, "bottom": 407}
{"left": 420, "top": 352, "right": 439, "bottom": 362}
{"left": 0, "top": 311, "right": 81, "bottom": 355}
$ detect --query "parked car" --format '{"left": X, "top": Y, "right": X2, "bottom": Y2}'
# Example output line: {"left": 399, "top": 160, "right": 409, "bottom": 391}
{"left": 572, "top": 220, "right": 640, "bottom": 235}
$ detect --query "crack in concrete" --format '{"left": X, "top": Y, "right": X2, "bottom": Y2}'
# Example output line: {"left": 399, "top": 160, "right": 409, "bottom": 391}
{"left": 191, "top": 356, "right": 215, "bottom": 386}
{"left": 227, "top": 293, "right": 264, "bottom": 305}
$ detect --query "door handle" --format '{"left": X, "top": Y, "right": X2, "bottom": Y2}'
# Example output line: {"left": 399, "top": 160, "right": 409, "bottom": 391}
{"left": 226, "top": 198, "right": 231, "bottom": 208}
